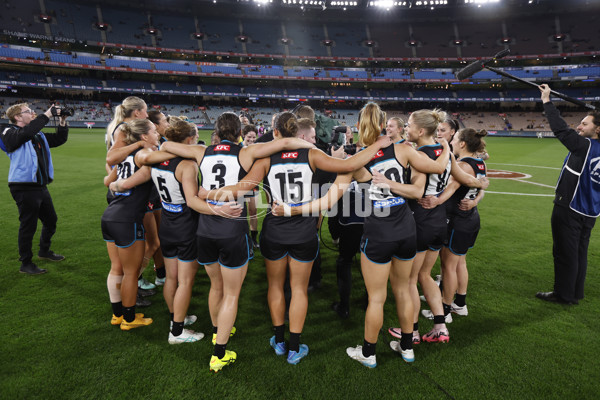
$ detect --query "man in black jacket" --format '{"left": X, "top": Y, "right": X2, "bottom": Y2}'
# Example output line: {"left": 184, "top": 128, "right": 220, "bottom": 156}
{"left": 536, "top": 84, "right": 600, "bottom": 304}
{"left": 0, "top": 103, "right": 69, "bottom": 274}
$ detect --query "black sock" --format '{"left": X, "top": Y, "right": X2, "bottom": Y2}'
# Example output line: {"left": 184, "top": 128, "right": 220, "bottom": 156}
{"left": 289, "top": 332, "right": 301, "bottom": 352}
{"left": 214, "top": 343, "right": 226, "bottom": 359}
{"left": 443, "top": 303, "right": 451, "bottom": 316}
{"left": 170, "top": 312, "right": 174, "bottom": 322}
{"left": 111, "top": 302, "right": 123, "bottom": 317}
{"left": 362, "top": 339, "right": 376, "bottom": 357}
{"left": 454, "top": 293, "right": 467, "bottom": 307}
{"left": 251, "top": 230, "right": 258, "bottom": 241}
{"left": 274, "top": 325, "right": 285, "bottom": 343}
{"left": 171, "top": 321, "right": 184, "bottom": 336}
{"left": 213, "top": 326, "right": 218, "bottom": 334}
{"left": 433, "top": 315, "right": 446, "bottom": 324}
{"left": 413, "top": 322, "right": 419, "bottom": 332}
{"left": 400, "top": 332, "right": 413, "bottom": 351}
{"left": 155, "top": 266, "right": 166, "bottom": 279}
{"left": 439, "top": 280, "right": 443, "bottom": 294}
{"left": 123, "top": 306, "right": 135, "bottom": 323}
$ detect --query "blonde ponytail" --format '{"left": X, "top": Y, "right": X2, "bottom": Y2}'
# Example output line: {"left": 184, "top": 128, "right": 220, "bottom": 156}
{"left": 358, "top": 102, "right": 383, "bottom": 147}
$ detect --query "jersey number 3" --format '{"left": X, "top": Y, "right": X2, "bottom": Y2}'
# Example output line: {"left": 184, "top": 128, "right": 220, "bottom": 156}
{"left": 210, "top": 164, "right": 227, "bottom": 190}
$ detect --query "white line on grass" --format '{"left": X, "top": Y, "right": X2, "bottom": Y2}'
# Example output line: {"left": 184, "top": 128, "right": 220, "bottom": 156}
{"left": 487, "top": 163, "right": 561, "bottom": 171}
{"left": 485, "top": 191, "right": 554, "bottom": 197}
{"left": 512, "top": 179, "right": 555, "bottom": 189}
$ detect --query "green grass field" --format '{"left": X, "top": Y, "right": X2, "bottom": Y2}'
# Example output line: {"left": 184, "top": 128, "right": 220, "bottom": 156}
{"left": 1, "top": 128, "right": 598, "bottom": 399}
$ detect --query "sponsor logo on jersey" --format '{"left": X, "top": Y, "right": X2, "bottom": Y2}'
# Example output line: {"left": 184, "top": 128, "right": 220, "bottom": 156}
{"left": 373, "top": 196, "right": 405, "bottom": 208}
{"left": 162, "top": 202, "right": 183, "bottom": 213}
{"left": 147, "top": 202, "right": 154, "bottom": 210}
{"left": 371, "top": 150, "right": 384, "bottom": 160}
{"left": 282, "top": 152, "right": 298, "bottom": 159}
{"left": 477, "top": 164, "right": 485, "bottom": 171}
{"left": 434, "top": 149, "right": 443, "bottom": 157}
{"left": 160, "top": 160, "right": 170, "bottom": 166}
{"left": 215, "top": 144, "right": 230, "bottom": 151}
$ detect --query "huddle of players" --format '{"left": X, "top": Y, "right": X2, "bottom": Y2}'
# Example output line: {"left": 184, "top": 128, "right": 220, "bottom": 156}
{"left": 101, "top": 97, "right": 488, "bottom": 371}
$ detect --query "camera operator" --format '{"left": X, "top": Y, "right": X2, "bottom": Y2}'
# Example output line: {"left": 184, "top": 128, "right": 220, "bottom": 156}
{"left": 0, "top": 103, "right": 69, "bottom": 274}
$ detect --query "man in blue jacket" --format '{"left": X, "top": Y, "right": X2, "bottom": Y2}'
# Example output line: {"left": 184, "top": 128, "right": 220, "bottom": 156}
{"left": 536, "top": 84, "right": 600, "bottom": 304}
{"left": 1, "top": 103, "right": 69, "bottom": 274}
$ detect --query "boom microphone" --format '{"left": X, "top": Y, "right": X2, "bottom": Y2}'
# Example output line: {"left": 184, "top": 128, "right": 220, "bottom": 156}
{"left": 455, "top": 49, "right": 596, "bottom": 110}
{"left": 455, "top": 60, "right": 484, "bottom": 81}
{"left": 455, "top": 49, "right": 511, "bottom": 81}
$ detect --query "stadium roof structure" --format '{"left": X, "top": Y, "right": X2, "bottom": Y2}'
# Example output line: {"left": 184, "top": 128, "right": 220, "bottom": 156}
{"left": 66, "top": 0, "right": 598, "bottom": 21}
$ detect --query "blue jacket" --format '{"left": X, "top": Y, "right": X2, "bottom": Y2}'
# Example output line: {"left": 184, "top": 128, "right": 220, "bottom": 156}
{"left": 545, "top": 102, "right": 600, "bottom": 217}
{"left": 2, "top": 129, "right": 53, "bottom": 184}
{"left": 0, "top": 115, "right": 68, "bottom": 186}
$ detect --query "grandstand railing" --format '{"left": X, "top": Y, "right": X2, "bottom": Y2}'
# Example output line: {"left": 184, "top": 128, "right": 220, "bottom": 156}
{"left": 87, "top": 40, "right": 600, "bottom": 63}
{"left": 2, "top": 74, "right": 597, "bottom": 103}
{"left": 2, "top": 55, "right": 600, "bottom": 87}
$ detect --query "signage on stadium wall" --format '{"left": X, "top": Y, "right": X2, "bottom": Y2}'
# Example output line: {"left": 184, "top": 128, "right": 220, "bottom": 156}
{"left": 3, "top": 30, "right": 78, "bottom": 44}
{"left": 487, "top": 130, "right": 555, "bottom": 138}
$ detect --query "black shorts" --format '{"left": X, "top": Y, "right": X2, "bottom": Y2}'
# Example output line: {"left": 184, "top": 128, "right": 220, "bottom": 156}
{"left": 260, "top": 234, "right": 319, "bottom": 263}
{"left": 196, "top": 234, "right": 253, "bottom": 269}
{"left": 101, "top": 220, "right": 145, "bottom": 248}
{"left": 416, "top": 222, "right": 446, "bottom": 252}
{"left": 446, "top": 228, "right": 480, "bottom": 256}
{"left": 445, "top": 210, "right": 480, "bottom": 255}
{"left": 162, "top": 237, "right": 197, "bottom": 262}
{"left": 360, "top": 235, "right": 416, "bottom": 264}
{"left": 146, "top": 188, "right": 162, "bottom": 213}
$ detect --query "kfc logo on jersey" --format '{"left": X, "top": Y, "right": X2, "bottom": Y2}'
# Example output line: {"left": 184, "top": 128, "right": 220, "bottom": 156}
{"left": 477, "top": 164, "right": 485, "bottom": 171}
{"left": 434, "top": 149, "right": 443, "bottom": 157}
{"left": 160, "top": 160, "right": 170, "bottom": 166}
{"left": 215, "top": 145, "right": 230, "bottom": 151}
{"left": 282, "top": 152, "right": 298, "bottom": 159}
{"left": 372, "top": 150, "right": 384, "bottom": 160}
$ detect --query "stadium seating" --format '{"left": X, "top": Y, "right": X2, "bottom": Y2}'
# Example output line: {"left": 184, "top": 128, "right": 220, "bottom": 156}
{"left": 45, "top": 0, "right": 101, "bottom": 43}
{"left": 101, "top": 8, "right": 151, "bottom": 46}
{"left": 105, "top": 58, "right": 152, "bottom": 69}
{"left": 244, "top": 65, "right": 285, "bottom": 77}
{"left": 154, "top": 61, "right": 198, "bottom": 73}
{"left": 150, "top": 14, "right": 197, "bottom": 50}
{"left": 285, "top": 21, "right": 329, "bottom": 57}
{"left": 326, "top": 25, "right": 370, "bottom": 58}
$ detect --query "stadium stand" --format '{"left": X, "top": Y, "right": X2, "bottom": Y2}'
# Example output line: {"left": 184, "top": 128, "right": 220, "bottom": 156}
{"left": 154, "top": 61, "right": 198, "bottom": 73}
{"left": 244, "top": 65, "right": 285, "bottom": 77}
{"left": 101, "top": 8, "right": 151, "bottom": 46}
{"left": 0, "top": 1, "right": 46, "bottom": 34}
{"left": 285, "top": 21, "right": 329, "bottom": 57}
{"left": 150, "top": 13, "right": 197, "bottom": 50}
{"left": 200, "top": 65, "right": 243, "bottom": 75}
{"left": 0, "top": 46, "right": 44, "bottom": 60}
{"left": 105, "top": 57, "right": 152, "bottom": 69}
{"left": 197, "top": 18, "right": 242, "bottom": 53}
{"left": 328, "top": 70, "right": 368, "bottom": 79}
{"left": 45, "top": 0, "right": 101, "bottom": 43}
{"left": 327, "top": 24, "right": 370, "bottom": 58}
{"left": 242, "top": 20, "right": 281, "bottom": 55}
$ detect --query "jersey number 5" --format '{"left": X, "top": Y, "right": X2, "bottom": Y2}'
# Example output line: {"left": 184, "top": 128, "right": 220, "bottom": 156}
{"left": 156, "top": 176, "right": 172, "bottom": 203}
